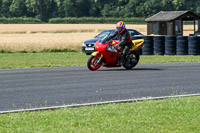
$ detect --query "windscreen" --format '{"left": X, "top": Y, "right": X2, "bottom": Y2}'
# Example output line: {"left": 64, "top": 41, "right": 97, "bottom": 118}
{"left": 96, "top": 30, "right": 113, "bottom": 38}
{"left": 99, "top": 35, "right": 111, "bottom": 44}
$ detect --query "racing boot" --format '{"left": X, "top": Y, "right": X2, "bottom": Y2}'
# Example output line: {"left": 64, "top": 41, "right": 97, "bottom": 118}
{"left": 117, "top": 53, "right": 125, "bottom": 65}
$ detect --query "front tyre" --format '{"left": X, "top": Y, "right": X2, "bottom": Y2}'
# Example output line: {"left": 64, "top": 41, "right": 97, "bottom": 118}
{"left": 87, "top": 55, "right": 102, "bottom": 71}
{"left": 123, "top": 52, "right": 139, "bottom": 70}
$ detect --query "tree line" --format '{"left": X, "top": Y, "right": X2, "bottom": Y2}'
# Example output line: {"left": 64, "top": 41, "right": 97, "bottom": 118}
{"left": 0, "top": 0, "right": 200, "bottom": 22}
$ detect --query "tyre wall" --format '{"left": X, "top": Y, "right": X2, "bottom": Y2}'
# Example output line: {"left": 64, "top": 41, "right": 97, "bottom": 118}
{"left": 176, "top": 36, "right": 188, "bottom": 55}
{"left": 188, "top": 36, "right": 200, "bottom": 55}
{"left": 153, "top": 36, "right": 165, "bottom": 55}
{"left": 165, "top": 36, "right": 176, "bottom": 55}
{"left": 132, "top": 36, "right": 200, "bottom": 55}
{"left": 142, "top": 36, "right": 153, "bottom": 55}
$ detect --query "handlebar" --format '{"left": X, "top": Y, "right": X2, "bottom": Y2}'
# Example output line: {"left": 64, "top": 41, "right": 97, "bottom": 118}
{"left": 106, "top": 44, "right": 118, "bottom": 52}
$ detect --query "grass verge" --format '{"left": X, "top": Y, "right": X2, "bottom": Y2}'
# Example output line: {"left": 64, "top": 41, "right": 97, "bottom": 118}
{"left": 0, "top": 96, "right": 200, "bottom": 133}
{"left": 0, "top": 52, "right": 87, "bottom": 69}
{"left": 0, "top": 52, "right": 200, "bottom": 69}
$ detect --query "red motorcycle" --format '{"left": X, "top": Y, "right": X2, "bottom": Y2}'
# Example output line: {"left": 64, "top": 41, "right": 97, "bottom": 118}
{"left": 87, "top": 35, "right": 144, "bottom": 71}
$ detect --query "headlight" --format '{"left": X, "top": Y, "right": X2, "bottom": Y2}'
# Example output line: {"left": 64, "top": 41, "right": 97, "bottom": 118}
{"left": 82, "top": 42, "right": 86, "bottom": 47}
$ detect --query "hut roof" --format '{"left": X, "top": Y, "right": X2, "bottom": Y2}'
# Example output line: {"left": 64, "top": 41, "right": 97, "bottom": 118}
{"left": 145, "top": 11, "right": 200, "bottom": 22}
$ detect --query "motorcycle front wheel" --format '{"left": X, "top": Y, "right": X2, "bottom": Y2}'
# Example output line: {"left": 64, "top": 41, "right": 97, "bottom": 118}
{"left": 87, "top": 55, "right": 102, "bottom": 71}
{"left": 123, "top": 51, "right": 139, "bottom": 70}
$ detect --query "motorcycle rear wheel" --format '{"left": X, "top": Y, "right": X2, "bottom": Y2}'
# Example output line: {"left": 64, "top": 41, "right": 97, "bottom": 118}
{"left": 123, "top": 52, "right": 139, "bottom": 70}
{"left": 87, "top": 55, "right": 102, "bottom": 71}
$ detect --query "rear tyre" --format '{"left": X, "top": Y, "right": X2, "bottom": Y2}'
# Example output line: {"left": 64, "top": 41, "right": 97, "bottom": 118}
{"left": 123, "top": 52, "right": 139, "bottom": 70}
{"left": 87, "top": 56, "right": 102, "bottom": 71}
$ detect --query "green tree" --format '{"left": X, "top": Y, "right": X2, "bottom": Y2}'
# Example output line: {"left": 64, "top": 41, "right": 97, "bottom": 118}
{"left": 100, "top": 0, "right": 129, "bottom": 17}
{"left": 88, "top": 2, "right": 100, "bottom": 17}
{"left": 63, "top": 0, "right": 77, "bottom": 17}
{"left": 0, "top": 0, "right": 2, "bottom": 16}
{"left": 195, "top": 2, "right": 200, "bottom": 15}
{"left": 76, "top": 0, "right": 91, "bottom": 17}
{"left": 54, "top": 0, "right": 65, "bottom": 17}
{"left": 160, "top": 0, "right": 175, "bottom": 10}
{"left": 125, "top": 0, "right": 146, "bottom": 17}
{"left": 142, "top": 0, "right": 164, "bottom": 17}
{"left": 9, "top": 0, "right": 27, "bottom": 17}
{"left": 172, "top": 0, "right": 185, "bottom": 10}
{"left": 184, "top": 0, "right": 200, "bottom": 14}
{"left": 1, "top": 0, "right": 13, "bottom": 17}
{"left": 25, "top": 0, "right": 57, "bottom": 22}
{"left": 1, "top": 0, "right": 200, "bottom": 22}
{"left": 63, "top": 0, "right": 91, "bottom": 17}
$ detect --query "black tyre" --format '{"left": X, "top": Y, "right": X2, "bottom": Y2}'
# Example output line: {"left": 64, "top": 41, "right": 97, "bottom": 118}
{"left": 165, "top": 36, "right": 176, "bottom": 55}
{"left": 123, "top": 52, "right": 139, "bottom": 70}
{"left": 188, "top": 36, "right": 200, "bottom": 55}
{"left": 87, "top": 56, "right": 102, "bottom": 71}
{"left": 153, "top": 36, "right": 165, "bottom": 55}
{"left": 176, "top": 36, "right": 188, "bottom": 55}
{"left": 142, "top": 36, "right": 153, "bottom": 55}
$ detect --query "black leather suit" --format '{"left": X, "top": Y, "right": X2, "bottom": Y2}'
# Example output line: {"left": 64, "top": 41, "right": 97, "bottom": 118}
{"left": 108, "top": 29, "right": 133, "bottom": 58}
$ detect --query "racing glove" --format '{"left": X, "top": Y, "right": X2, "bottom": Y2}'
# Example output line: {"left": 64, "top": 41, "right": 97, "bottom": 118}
{"left": 114, "top": 44, "right": 120, "bottom": 49}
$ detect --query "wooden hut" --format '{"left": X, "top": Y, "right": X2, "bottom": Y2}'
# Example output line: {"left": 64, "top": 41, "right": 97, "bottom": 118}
{"left": 145, "top": 11, "right": 200, "bottom": 36}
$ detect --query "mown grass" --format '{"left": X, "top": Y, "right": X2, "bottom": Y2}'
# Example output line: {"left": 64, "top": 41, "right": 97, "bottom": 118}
{"left": 0, "top": 52, "right": 86, "bottom": 69}
{"left": 0, "top": 96, "right": 200, "bottom": 133}
{"left": 0, "top": 52, "right": 200, "bottom": 69}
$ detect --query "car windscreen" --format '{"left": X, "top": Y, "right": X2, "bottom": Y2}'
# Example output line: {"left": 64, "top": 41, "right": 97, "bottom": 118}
{"left": 96, "top": 31, "right": 113, "bottom": 38}
{"left": 128, "top": 29, "right": 142, "bottom": 36}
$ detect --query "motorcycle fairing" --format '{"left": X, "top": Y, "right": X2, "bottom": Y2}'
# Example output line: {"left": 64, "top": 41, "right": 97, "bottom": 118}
{"left": 130, "top": 39, "right": 144, "bottom": 51}
{"left": 91, "top": 51, "right": 102, "bottom": 57}
{"left": 102, "top": 52, "right": 120, "bottom": 67}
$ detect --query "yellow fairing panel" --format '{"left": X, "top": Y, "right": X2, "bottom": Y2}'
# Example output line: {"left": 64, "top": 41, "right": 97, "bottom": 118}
{"left": 91, "top": 52, "right": 99, "bottom": 56}
{"left": 130, "top": 39, "right": 144, "bottom": 51}
{"left": 91, "top": 52, "right": 103, "bottom": 58}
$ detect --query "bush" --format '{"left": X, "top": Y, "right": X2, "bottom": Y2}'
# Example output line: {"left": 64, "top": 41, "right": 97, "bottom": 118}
{"left": 0, "top": 17, "right": 146, "bottom": 24}
{"left": 0, "top": 17, "right": 43, "bottom": 24}
{"left": 49, "top": 17, "right": 146, "bottom": 24}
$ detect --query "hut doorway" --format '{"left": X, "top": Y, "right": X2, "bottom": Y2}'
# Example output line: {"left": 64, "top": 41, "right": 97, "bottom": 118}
{"left": 183, "top": 20, "right": 200, "bottom": 36}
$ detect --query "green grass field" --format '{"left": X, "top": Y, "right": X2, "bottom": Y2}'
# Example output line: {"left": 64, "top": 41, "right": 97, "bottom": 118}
{"left": 0, "top": 52, "right": 200, "bottom": 69}
{"left": 0, "top": 97, "right": 200, "bottom": 133}
{"left": 0, "top": 52, "right": 200, "bottom": 133}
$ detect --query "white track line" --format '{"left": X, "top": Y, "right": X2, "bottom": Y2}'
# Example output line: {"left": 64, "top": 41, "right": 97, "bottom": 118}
{"left": 1, "top": 93, "right": 200, "bottom": 114}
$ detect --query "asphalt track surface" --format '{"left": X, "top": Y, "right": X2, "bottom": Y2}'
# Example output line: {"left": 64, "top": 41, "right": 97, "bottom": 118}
{"left": 0, "top": 62, "right": 200, "bottom": 112}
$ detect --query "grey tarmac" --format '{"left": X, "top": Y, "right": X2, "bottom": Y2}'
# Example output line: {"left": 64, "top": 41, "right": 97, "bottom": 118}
{"left": 0, "top": 62, "right": 200, "bottom": 112}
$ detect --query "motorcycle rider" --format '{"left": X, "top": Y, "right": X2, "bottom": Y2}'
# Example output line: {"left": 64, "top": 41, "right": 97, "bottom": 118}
{"left": 107, "top": 21, "right": 133, "bottom": 64}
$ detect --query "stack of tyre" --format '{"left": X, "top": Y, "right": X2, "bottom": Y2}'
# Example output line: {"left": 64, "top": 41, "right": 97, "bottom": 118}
{"left": 176, "top": 36, "right": 188, "bottom": 55}
{"left": 138, "top": 35, "right": 200, "bottom": 55}
{"left": 142, "top": 36, "right": 153, "bottom": 55}
{"left": 153, "top": 36, "right": 165, "bottom": 55}
{"left": 165, "top": 36, "right": 176, "bottom": 55}
{"left": 188, "top": 36, "right": 200, "bottom": 55}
